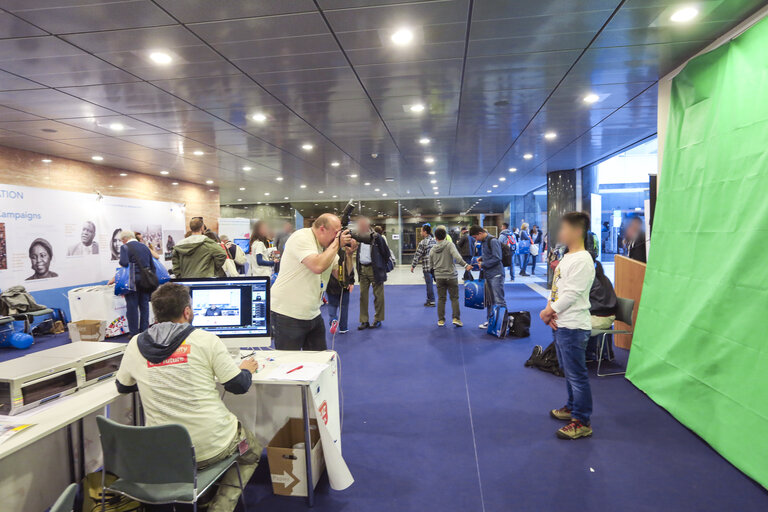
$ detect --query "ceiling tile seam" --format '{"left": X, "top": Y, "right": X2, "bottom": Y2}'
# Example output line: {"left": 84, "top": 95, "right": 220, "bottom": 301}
{"left": 0, "top": 7, "right": 347, "bottom": 182}
{"left": 446, "top": 0, "right": 473, "bottom": 198}
{"left": 471, "top": 0, "right": 629, "bottom": 196}
{"left": 147, "top": 0, "right": 383, "bottom": 183}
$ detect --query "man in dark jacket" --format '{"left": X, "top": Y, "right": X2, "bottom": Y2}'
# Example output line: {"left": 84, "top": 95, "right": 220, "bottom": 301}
{"left": 355, "top": 217, "right": 390, "bottom": 329}
{"left": 118, "top": 230, "right": 154, "bottom": 336}
{"left": 470, "top": 225, "right": 506, "bottom": 329}
{"left": 624, "top": 217, "right": 646, "bottom": 263}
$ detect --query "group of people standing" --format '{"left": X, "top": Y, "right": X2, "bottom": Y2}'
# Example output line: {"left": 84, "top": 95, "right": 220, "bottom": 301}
{"left": 498, "top": 222, "right": 545, "bottom": 279}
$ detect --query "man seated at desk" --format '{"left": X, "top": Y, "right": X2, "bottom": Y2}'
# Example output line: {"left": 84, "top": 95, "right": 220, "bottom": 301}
{"left": 115, "top": 282, "right": 259, "bottom": 512}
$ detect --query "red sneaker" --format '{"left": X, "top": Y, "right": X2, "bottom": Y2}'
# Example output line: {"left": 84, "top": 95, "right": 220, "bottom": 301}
{"left": 556, "top": 419, "right": 593, "bottom": 440}
{"left": 329, "top": 319, "right": 339, "bottom": 334}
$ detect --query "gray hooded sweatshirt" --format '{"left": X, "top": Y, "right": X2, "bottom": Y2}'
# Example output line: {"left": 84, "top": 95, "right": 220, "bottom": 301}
{"left": 429, "top": 240, "right": 466, "bottom": 280}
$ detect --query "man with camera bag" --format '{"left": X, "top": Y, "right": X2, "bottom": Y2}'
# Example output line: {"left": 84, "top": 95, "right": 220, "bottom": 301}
{"left": 355, "top": 216, "right": 390, "bottom": 330}
{"left": 270, "top": 213, "right": 352, "bottom": 350}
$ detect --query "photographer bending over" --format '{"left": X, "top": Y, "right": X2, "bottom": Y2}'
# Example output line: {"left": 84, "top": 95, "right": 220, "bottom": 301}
{"left": 270, "top": 213, "right": 352, "bottom": 350}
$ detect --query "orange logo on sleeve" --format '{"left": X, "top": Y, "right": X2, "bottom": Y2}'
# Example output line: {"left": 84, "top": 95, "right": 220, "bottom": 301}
{"left": 147, "top": 344, "right": 191, "bottom": 367}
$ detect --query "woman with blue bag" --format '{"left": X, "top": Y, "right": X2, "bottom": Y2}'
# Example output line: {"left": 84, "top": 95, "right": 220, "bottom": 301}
{"left": 517, "top": 222, "right": 532, "bottom": 277}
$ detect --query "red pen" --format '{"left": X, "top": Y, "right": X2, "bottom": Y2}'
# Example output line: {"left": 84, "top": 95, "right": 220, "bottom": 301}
{"left": 286, "top": 365, "right": 303, "bottom": 374}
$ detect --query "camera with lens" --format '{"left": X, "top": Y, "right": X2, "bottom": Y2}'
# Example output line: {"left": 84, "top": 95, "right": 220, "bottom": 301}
{"left": 339, "top": 199, "right": 374, "bottom": 245}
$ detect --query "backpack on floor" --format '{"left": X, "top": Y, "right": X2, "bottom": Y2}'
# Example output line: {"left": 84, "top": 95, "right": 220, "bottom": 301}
{"left": 464, "top": 279, "right": 485, "bottom": 310}
{"left": 486, "top": 304, "right": 509, "bottom": 338}
{"left": 507, "top": 311, "right": 531, "bottom": 338}
{"left": 524, "top": 341, "right": 564, "bottom": 377}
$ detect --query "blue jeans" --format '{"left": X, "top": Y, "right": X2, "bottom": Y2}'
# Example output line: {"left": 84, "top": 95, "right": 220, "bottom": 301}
{"left": 554, "top": 327, "right": 592, "bottom": 424}
{"left": 485, "top": 273, "right": 506, "bottom": 318}
{"left": 124, "top": 290, "right": 150, "bottom": 336}
{"left": 519, "top": 253, "right": 530, "bottom": 274}
{"left": 326, "top": 291, "right": 350, "bottom": 332}
{"left": 423, "top": 270, "right": 435, "bottom": 302}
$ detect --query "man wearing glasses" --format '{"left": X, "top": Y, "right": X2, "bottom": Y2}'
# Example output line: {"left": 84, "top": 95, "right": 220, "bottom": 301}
{"left": 270, "top": 213, "right": 353, "bottom": 350}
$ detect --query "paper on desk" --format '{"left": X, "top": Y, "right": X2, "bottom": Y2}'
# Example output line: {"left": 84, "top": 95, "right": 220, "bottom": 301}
{"left": 266, "top": 362, "right": 328, "bottom": 382}
{"left": 0, "top": 423, "right": 33, "bottom": 446}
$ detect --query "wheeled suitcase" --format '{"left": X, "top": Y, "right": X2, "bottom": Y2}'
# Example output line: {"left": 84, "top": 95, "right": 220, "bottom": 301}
{"left": 464, "top": 279, "right": 485, "bottom": 310}
{"left": 486, "top": 304, "right": 509, "bottom": 338}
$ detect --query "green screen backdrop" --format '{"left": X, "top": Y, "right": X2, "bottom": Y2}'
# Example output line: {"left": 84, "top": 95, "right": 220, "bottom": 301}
{"left": 626, "top": 16, "right": 768, "bottom": 488}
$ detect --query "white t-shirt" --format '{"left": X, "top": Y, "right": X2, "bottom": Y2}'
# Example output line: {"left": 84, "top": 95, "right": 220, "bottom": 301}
{"left": 248, "top": 240, "right": 272, "bottom": 277}
{"left": 115, "top": 329, "right": 241, "bottom": 461}
{"left": 549, "top": 250, "right": 595, "bottom": 331}
{"left": 271, "top": 228, "right": 337, "bottom": 320}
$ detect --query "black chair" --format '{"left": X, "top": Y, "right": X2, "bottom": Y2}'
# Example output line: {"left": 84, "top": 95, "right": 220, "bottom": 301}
{"left": 591, "top": 297, "right": 634, "bottom": 377}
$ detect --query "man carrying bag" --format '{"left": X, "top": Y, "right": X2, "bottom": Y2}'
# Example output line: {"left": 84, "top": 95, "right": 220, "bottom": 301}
{"left": 118, "top": 230, "right": 157, "bottom": 337}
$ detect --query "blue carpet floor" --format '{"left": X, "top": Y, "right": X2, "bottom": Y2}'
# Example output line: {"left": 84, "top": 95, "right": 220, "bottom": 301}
{"left": 5, "top": 284, "right": 766, "bottom": 511}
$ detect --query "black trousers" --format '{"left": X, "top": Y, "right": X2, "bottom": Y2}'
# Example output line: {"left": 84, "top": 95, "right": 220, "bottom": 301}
{"left": 271, "top": 311, "right": 327, "bottom": 351}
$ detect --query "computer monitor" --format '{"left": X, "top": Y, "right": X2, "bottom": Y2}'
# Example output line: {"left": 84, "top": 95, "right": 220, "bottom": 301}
{"left": 171, "top": 276, "right": 271, "bottom": 348}
{"left": 233, "top": 238, "right": 250, "bottom": 254}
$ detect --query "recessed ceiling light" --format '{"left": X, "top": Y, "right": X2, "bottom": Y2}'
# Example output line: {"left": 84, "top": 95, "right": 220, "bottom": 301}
{"left": 583, "top": 93, "right": 600, "bottom": 104}
{"left": 432, "top": 186, "right": 438, "bottom": 190}
{"left": 544, "top": 131, "right": 557, "bottom": 140}
{"left": 382, "top": 193, "right": 388, "bottom": 197}
{"left": 331, "top": 161, "right": 340, "bottom": 167}
{"left": 364, "top": 182, "right": 371, "bottom": 186}
{"left": 300, "top": 184, "right": 307, "bottom": 188}
{"left": 237, "top": 198, "right": 243, "bottom": 202}
{"left": 264, "top": 192, "right": 270, "bottom": 196}
{"left": 409, "top": 103, "right": 426, "bottom": 113}
{"left": 252, "top": 113, "right": 267, "bottom": 123}
{"left": 242, "top": 166, "right": 252, "bottom": 171}
{"left": 239, "top": 187, "right": 245, "bottom": 191}
{"left": 171, "top": 182, "right": 179, "bottom": 186}
{"left": 374, "top": 188, "right": 380, "bottom": 192}
{"left": 274, "top": 176, "right": 283, "bottom": 182}
{"left": 523, "top": 153, "right": 533, "bottom": 160}
{"left": 430, "top": 179, "right": 437, "bottom": 184}
{"left": 109, "top": 122, "right": 125, "bottom": 132}
{"left": 670, "top": 6, "right": 698, "bottom": 23}
{"left": 427, "top": 170, "right": 436, "bottom": 175}
{"left": 319, "top": 190, "right": 324, "bottom": 194}
{"left": 332, "top": 194, "right": 338, "bottom": 198}
{"left": 419, "top": 137, "right": 431, "bottom": 145}
{"left": 349, "top": 173, "right": 358, "bottom": 178}
{"left": 508, "top": 167, "right": 517, "bottom": 172}
{"left": 193, "top": 150, "right": 204, "bottom": 156}
{"left": 492, "top": 184, "right": 499, "bottom": 188}
{"left": 385, "top": 177, "right": 395, "bottom": 182}
{"left": 119, "top": 173, "right": 127, "bottom": 177}
{"left": 160, "top": 170, "right": 169, "bottom": 175}
{"left": 284, "top": 196, "right": 289, "bottom": 200}
{"left": 206, "top": 180, "right": 214, "bottom": 184}
{"left": 149, "top": 51, "right": 172, "bottom": 65}
{"left": 499, "top": 177, "right": 506, "bottom": 181}
{"left": 91, "top": 155, "right": 103, "bottom": 161}
{"left": 301, "top": 143, "right": 313, "bottom": 151}
{"left": 434, "top": 191, "right": 439, "bottom": 195}
{"left": 209, "top": 188, "right": 215, "bottom": 192}
{"left": 41, "top": 159, "right": 52, "bottom": 163}
{"left": 391, "top": 28, "right": 414, "bottom": 46}
{"left": 424, "top": 157, "right": 435, "bottom": 164}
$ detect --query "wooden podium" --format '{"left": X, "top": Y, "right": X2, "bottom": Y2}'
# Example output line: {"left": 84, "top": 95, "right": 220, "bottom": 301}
{"left": 614, "top": 255, "right": 646, "bottom": 349}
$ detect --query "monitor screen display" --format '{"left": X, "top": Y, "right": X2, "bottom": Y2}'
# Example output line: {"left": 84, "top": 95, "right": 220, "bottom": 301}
{"left": 233, "top": 238, "right": 250, "bottom": 254}
{"left": 172, "top": 277, "right": 269, "bottom": 338}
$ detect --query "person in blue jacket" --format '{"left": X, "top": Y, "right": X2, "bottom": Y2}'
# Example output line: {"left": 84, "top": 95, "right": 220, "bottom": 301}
{"left": 118, "top": 230, "right": 154, "bottom": 336}
{"left": 469, "top": 225, "right": 507, "bottom": 329}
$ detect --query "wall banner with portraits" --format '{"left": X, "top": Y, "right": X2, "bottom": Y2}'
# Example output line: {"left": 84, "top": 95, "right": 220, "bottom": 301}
{"left": 0, "top": 183, "right": 186, "bottom": 293}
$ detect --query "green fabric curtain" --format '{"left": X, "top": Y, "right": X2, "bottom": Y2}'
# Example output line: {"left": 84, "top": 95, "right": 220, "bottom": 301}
{"left": 627, "top": 16, "right": 768, "bottom": 489}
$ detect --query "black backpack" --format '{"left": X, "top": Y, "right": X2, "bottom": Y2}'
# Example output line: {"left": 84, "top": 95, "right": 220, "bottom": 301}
{"left": 507, "top": 311, "right": 531, "bottom": 337}
{"left": 499, "top": 238, "right": 513, "bottom": 267}
{"left": 524, "top": 342, "right": 564, "bottom": 377}
{"left": 126, "top": 243, "right": 159, "bottom": 293}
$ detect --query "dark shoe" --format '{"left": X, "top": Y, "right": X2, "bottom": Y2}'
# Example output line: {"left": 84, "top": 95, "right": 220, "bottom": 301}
{"left": 557, "top": 419, "right": 593, "bottom": 440}
{"left": 371, "top": 321, "right": 382, "bottom": 328}
{"left": 550, "top": 406, "right": 572, "bottom": 421}
{"left": 358, "top": 322, "right": 369, "bottom": 330}
{"left": 424, "top": 301, "right": 435, "bottom": 307}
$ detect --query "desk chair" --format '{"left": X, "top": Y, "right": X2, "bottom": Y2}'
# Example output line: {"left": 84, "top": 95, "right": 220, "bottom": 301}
{"left": 50, "top": 483, "right": 77, "bottom": 512}
{"left": 592, "top": 297, "right": 634, "bottom": 377}
{"left": 96, "top": 416, "right": 246, "bottom": 512}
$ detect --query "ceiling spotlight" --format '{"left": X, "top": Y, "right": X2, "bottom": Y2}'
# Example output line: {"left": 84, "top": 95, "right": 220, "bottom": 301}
{"left": 499, "top": 177, "right": 506, "bottom": 181}
{"left": 319, "top": 190, "right": 324, "bottom": 194}
{"left": 424, "top": 157, "right": 435, "bottom": 164}
{"left": 432, "top": 186, "right": 438, "bottom": 190}
{"left": 160, "top": 170, "right": 169, "bottom": 175}
{"left": 434, "top": 191, "right": 439, "bottom": 195}
{"left": 508, "top": 167, "right": 517, "bottom": 172}
{"left": 239, "top": 187, "right": 246, "bottom": 191}
{"left": 523, "top": 153, "right": 533, "bottom": 160}
{"left": 349, "top": 173, "right": 358, "bottom": 178}
{"left": 171, "top": 182, "right": 179, "bottom": 186}
{"left": 242, "top": 166, "right": 252, "bottom": 171}
{"left": 670, "top": 6, "right": 699, "bottom": 23}
{"left": 205, "top": 180, "right": 214, "bottom": 184}
{"left": 301, "top": 143, "right": 314, "bottom": 151}
{"left": 91, "top": 155, "right": 103, "bottom": 161}
{"left": 332, "top": 194, "right": 338, "bottom": 198}
{"left": 364, "top": 182, "right": 371, "bottom": 186}
{"left": 264, "top": 192, "right": 270, "bottom": 196}
{"left": 331, "top": 161, "right": 340, "bottom": 167}
{"left": 391, "top": 27, "right": 414, "bottom": 46}
{"left": 237, "top": 198, "right": 243, "bottom": 202}
{"left": 276, "top": 176, "right": 283, "bottom": 181}
{"left": 284, "top": 196, "right": 289, "bottom": 200}
{"left": 430, "top": 180, "right": 437, "bottom": 184}
{"left": 583, "top": 93, "right": 600, "bottom": 104}
{"left": 300, "top": 184, "right": 307, "bottom": 189}
{"left": 374, "top": 188, "right": 380, "bottom": 192}
{"left": 428, "top": 170, "right": 436, "bottom": 175}
{"left": 486, "top": 189, "right": 492, "bottom": 193}
{"left": 193, "top": 150, "right": 204, "bottom": 156}
{"left": 109, "top": 122, "right": 125, "bottom": 132}
{"left": 385, "top": 177, "right": 395, "bottom": 182}
{"left": 41, "top": 159, "right": 52, "bottom": 163}
{"left": 149, "top": 51, "right": 172, "bottom": 65}
{"left": 419, "top": 137, "right": 431, "bottom": 145}
{"left": 382, "top": 193, "right": 388, "bottom": 197}
{"left": 409, "top": 103, "right": 426, "bottom": 113}
{"left": 251, "top": 113, "right": 267, "bottom": 123}
{"left": 209, "top": 188, "right": 215, "bottom": 192}
{"left": 492, "top": 184, "right": 498, "bottom": 188}
{"left": 119, "top": 173, "right": 127, "bottom": 177}
{"left": 544, "top": 131, "right": 557, "bottom": 140}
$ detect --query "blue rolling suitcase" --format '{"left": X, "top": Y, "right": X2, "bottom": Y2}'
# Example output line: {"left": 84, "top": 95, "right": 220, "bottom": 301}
{"left": 486, "top": 304, "right": 509, "bottom": 338}
{"left": 464, "top": 279, "right": 485, "bottom": 310}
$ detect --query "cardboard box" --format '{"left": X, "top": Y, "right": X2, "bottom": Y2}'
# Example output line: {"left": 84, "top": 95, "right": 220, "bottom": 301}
{"left": 67, "top": 320, "right": 106, "bottom": 342}
{"left": 266, "top": 418, "right": 325, "bottom": 497}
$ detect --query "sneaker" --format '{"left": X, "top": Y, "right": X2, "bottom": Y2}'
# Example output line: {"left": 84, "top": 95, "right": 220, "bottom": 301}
{"left": 437, "top": 319, "right": 445, "bottom": 326}
{"left": 478, "top": 321, "right": 488, "bottom": 329}
{"left": 550, "top": 406, "right": 572, "bottom": 421}
{"left": 329, "top": 319, "right": 339, "bottom": 335}
{"left": 556, "top": 420, "right": 593, "bottom": 440}
{"left": 339, "top": 329, "right": 349, "bottom": 334}
{"left": 425, "top": 301, "right": 436, "bottom": 307}
{"left": 452, "top": 318, "right": 463, "bottom": 327}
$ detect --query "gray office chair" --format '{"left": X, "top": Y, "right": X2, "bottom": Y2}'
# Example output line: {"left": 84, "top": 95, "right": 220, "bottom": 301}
{"left": 50, "top": 483, "right": 78, "bottom": 512}
{"left": 592, "top": 297, "right": 635, "bottom": 377}
{"left": 96, "top": 416, "right": 246, "bottom": 512}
